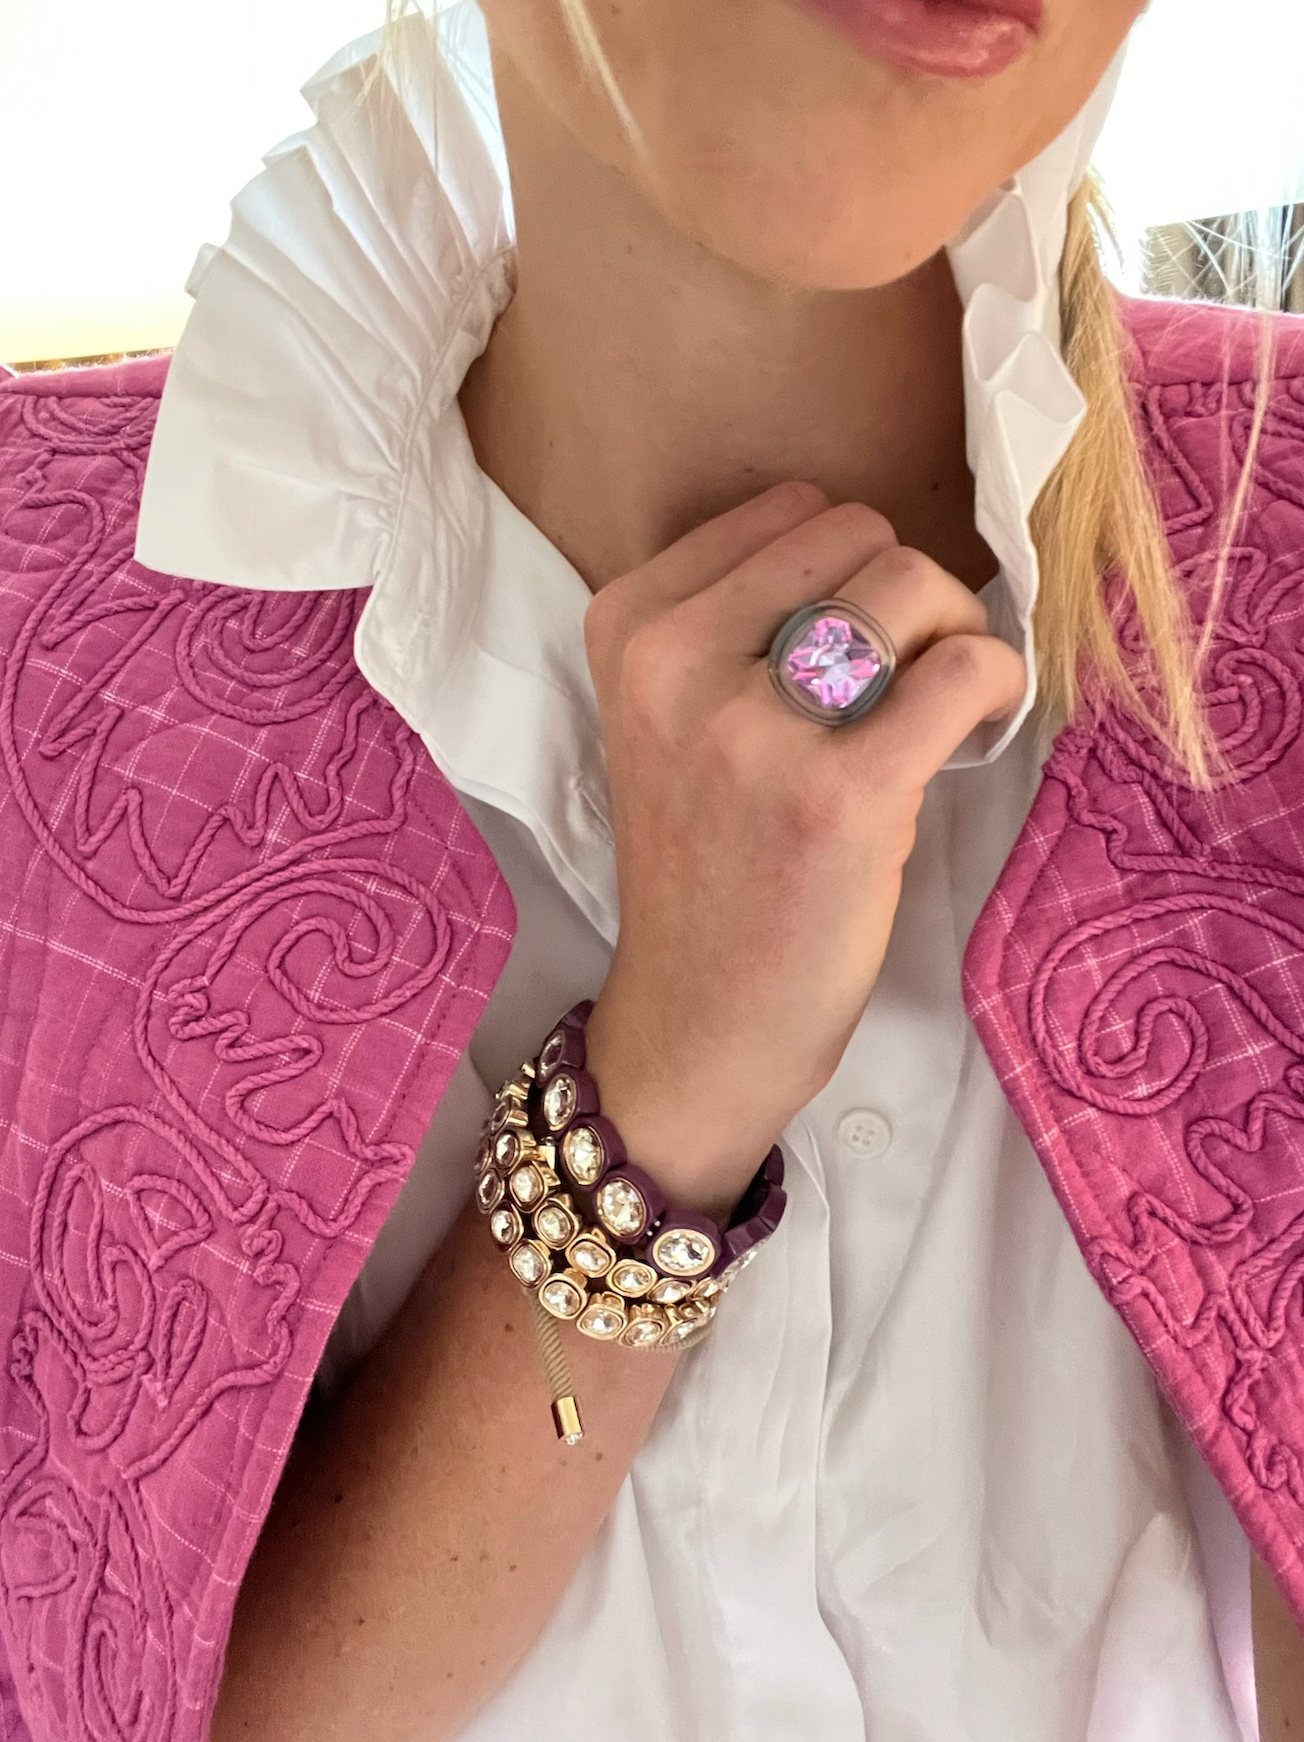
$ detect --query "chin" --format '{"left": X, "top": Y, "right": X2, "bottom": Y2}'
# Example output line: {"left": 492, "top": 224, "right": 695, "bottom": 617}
{"left": 661, "top": 177, "right": 967, "bottom": 293}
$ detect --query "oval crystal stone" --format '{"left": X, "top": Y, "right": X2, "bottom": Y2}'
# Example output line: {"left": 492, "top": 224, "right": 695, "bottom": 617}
{"left": 621, "top": 1307, "right": 668, "bottom": 1349}
{"left": 561, "top": 1124, "right": 604, "bottom": 1186}
{"left": 578, "top": 1295, "right": 627, "bottom": 1340}
{"left": 539, "top": 1275, "right": 584, "bottom": 1320}
{"left": 609, "top": 1260, "right": 656, "bottom": 1299}
{"left": 492, "top": 1131, "right": 520, "bottom": 1173}
{"left": 664, "top": 1309, "right": 713, "bottom": 1345}
{"left": 534, "top": 1201, "right": 577, "bottom": 1248}
{"left": 567, "top": 1235, "right": 613, "bottom": 1277}
{"left": 595, "top": 1175, "right": 648, "bottom": 1239}
{"left": 475, "top": 1171, "right": 504, "bottom": 1212}
{"left": 509, "top": 1242, "right": 549, "bottom": 1286}
{"left": 539, "top": 1030, "right": 566, "bottom": 1074}
{"left": 509, "top": 1163, "right": 544, "bottom": 1207}
{"left": 649, "top": 1276, "right": 692, "bottom": 1305}
{"left": 542, "top": 1072, "right": 578, "bottom": 1131}
{"left": 651, "top": 1226, "right": 716, "bottom": 1278}
{"left": 490, "top": 1206, "right": 522, "bottom": 1248}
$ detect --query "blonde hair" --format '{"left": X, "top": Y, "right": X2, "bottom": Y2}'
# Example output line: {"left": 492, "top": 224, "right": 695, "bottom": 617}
{"left": 1035, "top": 183, "right": 1211, "bottom": 780}
{"left": 395, "top": 0, "right": 1274, "bottom": 785}
{"left": 1035, "top": 183, "right": 1274, "bottom": 785}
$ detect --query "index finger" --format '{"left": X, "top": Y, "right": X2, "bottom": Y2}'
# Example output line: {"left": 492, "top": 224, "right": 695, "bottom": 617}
{"left": 630, "top": 481, "right": 831, "bottom": 608}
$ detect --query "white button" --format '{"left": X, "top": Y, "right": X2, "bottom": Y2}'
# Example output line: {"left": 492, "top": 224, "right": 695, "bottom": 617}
{"left": 836, "top": 1108, "right": 893, "bottom": 1160}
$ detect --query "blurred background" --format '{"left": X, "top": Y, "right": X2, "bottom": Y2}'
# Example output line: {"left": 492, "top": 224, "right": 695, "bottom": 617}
{"left": 2, "top": 0, "right": 1302, "bottom": 368}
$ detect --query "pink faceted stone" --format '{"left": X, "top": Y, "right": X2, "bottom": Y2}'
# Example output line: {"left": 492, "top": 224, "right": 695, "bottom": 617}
{"left": 785, "top": 614, "right": 883, "bottom": 710}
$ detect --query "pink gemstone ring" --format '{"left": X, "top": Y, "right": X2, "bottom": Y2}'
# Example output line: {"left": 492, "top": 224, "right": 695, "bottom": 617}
{"left": 767, "top": 600, "right": 896, "bottom": 725}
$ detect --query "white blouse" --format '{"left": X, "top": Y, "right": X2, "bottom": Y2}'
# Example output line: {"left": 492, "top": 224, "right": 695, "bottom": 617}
{"left": 134, "top": 8, "right": 1256, "bottom": 1739}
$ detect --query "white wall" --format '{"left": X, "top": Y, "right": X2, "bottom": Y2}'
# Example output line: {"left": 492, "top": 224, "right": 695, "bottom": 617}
{"left": 1, "top": 0, "right": 1298, "bottom": 361}
{"left": 1094, "top": 0, "right": 1304, "bottom": 289}
{"left": 1, "top": 0, "right": 386, "bottom": 361}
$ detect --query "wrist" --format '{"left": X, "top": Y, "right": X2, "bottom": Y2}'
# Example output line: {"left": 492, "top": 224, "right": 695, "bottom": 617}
{"left": 583, "top": 996, "right": 786, "bottom": 1220}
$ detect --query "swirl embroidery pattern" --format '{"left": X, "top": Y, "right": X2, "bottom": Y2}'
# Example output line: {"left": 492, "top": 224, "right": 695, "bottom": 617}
{"left": 965, "top": 302, "right": 1304, "bottom": 1622}
{"left": 0, "top": 358, "right": 514, "bottom": 1742}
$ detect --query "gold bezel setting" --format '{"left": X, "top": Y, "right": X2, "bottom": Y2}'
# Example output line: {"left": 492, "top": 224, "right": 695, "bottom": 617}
{"left": 489, "top": 1205, "right": 523, "bottom": 1248}
{"left": 539, "top": 1029, "right": 567, "bottom": 1074}
{"left": 595, "top": 1176, "right": 649, "bottom": 1241}
{"left": 561, "top": 1123, "right": 606, "bottom": 1187}
{"left": 609, "top": 1259, "right": 657, "bottom": 1299}
{"left": 534, "top": 1196, "right": 580, "bottom": 1250}
{"left": 650, "top": 1226, "right": 716, "bottom": 1279}
{"left": 490, "top": 1102, "right": 528, "bottom": 1135}
{"left": 542, "top": 1071, "right": 578, "bottom": 1131}
{"left": 577, "top": 1293, "right": 628, "bottom": 1340}
{"left": 509, "top": 1161, "right": 545, "bottom": 1208}
{"left": 538, "top": 1270, "right": 587, "bottom": 1320}
{"left": 475, "top": 1170, "right": 505, "bottom": 1212}
{"left": 622, "top": 1305, "right": 669, "bottom": 1349}
{"left": 649, "top": 1276, "right": 692, "bottom": 1305}
{"left": 492, "top": 1130, "right": 521, "bottom": 1173}
{"left": 566, "top": 1232, "right": 614, "bottom": 1278}
{"left": 509, "top": 1239, "right": 551, "bottom": 1288}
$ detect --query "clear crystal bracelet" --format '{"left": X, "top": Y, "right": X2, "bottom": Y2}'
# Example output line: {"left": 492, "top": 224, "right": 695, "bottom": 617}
{"left": 474, "top": 1002, "right": 787, "bottom": 1443}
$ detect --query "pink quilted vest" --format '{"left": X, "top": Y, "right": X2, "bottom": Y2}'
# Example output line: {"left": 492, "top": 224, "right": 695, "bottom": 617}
{"left": 0, "top": 355, "right": 514, "bottom": 1742}
{"left": 0, "top": 293, "right": 1300, "bottom": 1739}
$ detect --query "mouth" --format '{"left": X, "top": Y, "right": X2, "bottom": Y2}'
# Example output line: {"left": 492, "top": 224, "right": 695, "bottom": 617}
{"left": 793, "top": 0, "right": 1043, "bottom": 80}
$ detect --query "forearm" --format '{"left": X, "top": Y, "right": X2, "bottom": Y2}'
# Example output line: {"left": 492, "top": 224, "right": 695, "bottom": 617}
{"left": 1254, "top": 1553, "right": 1304, "bottom": 1740}
{"left": 212, "top": 1198, "right": 677, "bottom": 1742}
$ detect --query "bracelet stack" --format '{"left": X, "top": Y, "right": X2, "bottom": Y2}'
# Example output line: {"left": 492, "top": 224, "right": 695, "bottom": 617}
{"left": 475, "top": 1003, "right": 787, "bottom": 1356}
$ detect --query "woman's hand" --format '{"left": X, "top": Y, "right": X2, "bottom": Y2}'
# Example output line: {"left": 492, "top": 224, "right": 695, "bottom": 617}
{"left": 583, "top": 481, "right": 1024, "bottom": 1218}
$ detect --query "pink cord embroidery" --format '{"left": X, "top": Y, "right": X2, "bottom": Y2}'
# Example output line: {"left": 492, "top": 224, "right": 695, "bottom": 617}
{"left": 0, "top": 359, "right": 515, "bottom": 1742}
{"left": 965, "top": 303, "right": 1304, "bottom": 1626}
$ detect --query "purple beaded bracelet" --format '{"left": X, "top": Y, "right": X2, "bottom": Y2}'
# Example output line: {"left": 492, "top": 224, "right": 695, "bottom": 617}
{"left": 477, "top": 1001, "right": 787, "bottom": 1352}
{"left": 535, "top": 1001, "right": 787, "bottom": 1284}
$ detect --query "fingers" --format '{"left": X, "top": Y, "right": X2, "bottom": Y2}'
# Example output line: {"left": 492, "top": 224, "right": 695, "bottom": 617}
{"left": 835, "top": 633, "right": 1026, "bottom": 788}
{"left": 586, "top": 481, "right": 833, "bottom": 691}
{"left": 635, "top": 482, "right": 833, "bottom": 608}
{"left": 672, "top": 500, "right": 899, "bottom": 650}
{"left": 589, "top": 483, "right": 1009, "bottom": 786}
{"left": 834, "top": 544, "right": 989, "bottom": 664}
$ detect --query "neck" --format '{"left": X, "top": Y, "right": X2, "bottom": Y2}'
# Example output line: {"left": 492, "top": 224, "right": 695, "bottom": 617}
{"left": 459, "top": 48, "right": 995, "bottom": 594}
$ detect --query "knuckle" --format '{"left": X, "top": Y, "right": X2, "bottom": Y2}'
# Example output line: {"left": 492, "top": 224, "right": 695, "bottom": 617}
{"left": 869, "top": 543, "right": 936, "bottom": 590}
{"left": 870, "top": 548, "right": 988, "bottom": 624}
{"left": 822, "top": 499, "right": 897, "bottom": 550}
{"left": 926, "top": 634, "right": 1026, "bottom": 712}
{"left": 930, "top": 632, "right": 990, "bottom": 688}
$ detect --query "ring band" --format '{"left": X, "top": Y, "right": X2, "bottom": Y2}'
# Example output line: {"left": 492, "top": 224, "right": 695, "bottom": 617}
{"left": 767, "top": 600, "right": 896, "bottom": 726}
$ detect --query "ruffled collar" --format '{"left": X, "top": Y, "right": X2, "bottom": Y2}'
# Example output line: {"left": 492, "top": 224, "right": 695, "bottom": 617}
{"left": 135, "top": 2, "right": 1122, "bottom": 937}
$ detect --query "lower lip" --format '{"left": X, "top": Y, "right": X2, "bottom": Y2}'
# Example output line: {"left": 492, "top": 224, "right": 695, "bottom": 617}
{"left": 796, "top": 0, "right": 1040, "bottom": 80}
